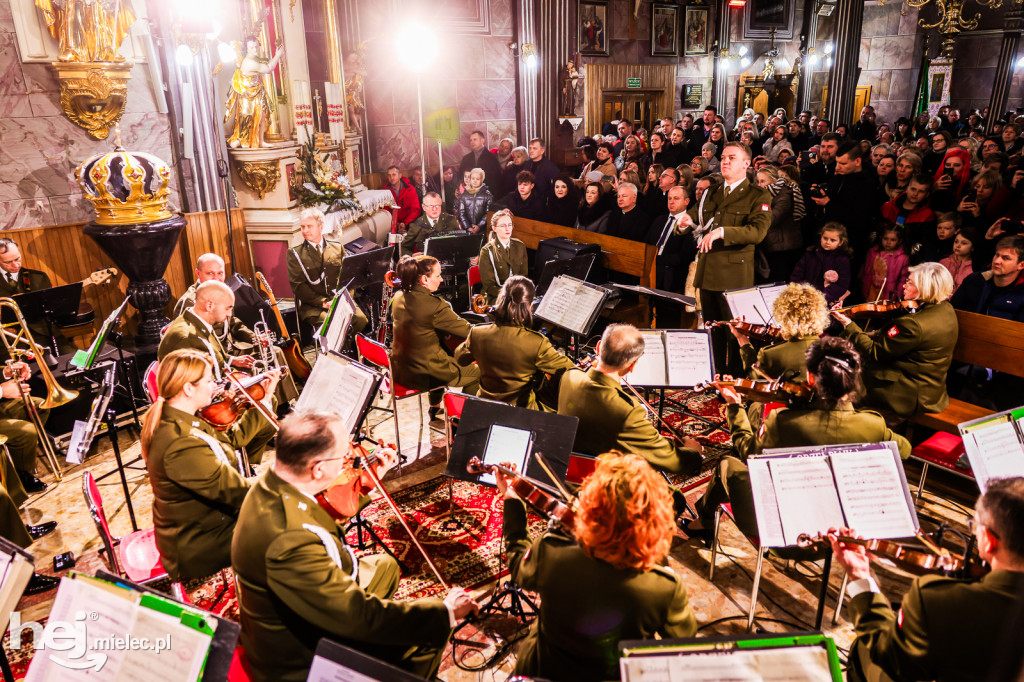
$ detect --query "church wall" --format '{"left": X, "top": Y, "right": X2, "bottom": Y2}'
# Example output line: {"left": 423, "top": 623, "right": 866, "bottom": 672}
{"left": 852, "top": 2, "right": 923, "bottom": 126}
{"left": 0, "top": 0, "right": 179, "bottom": 229}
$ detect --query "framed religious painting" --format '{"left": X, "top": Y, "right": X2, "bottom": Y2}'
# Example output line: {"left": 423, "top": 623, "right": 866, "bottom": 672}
{"left": 578, "top": 1, "right": 609, "bottom": 57}
{"left": 743, "top": 0, "right": 796, "bottom": 39}
{"left": 651, "top": 4, "right": 680, "bottom": 57}
{"left": 683, "top": 6, "right": 709, "bottom": 56}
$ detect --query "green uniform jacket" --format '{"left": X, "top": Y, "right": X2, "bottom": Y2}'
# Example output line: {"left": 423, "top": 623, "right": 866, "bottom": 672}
{"left": 0, "top": 268, "right": 55, "bottom": 349}
{"left": 478, "top": 237, "right": 528, "bottom": 304}
{"left": 727, "top": 399, "right": 912, "bottom": 461}
{"left": 173, "top": 281, "right": 255, "bottom": 354}
{"left": 287, "top": 240, "right": 344, "bottom": 325}
{"left": 146, "top": 405, "right": 250, "bottom": 580}
{"left": 454, "top": 324, "right": 574, "bottom": 409}
{"left": 738, "top": 335, "right": 815, "bottom": 380}
{"left": 843, "top": 301, "right": 957, "bottom": 417}
{"left": 231, "top": 468, "right": 451, "bottom": 682}
{"left": 0, "top": 449, "right": 30, "bottom": 548}
{"left": 400, "top": 213, "right": 461, "bottom": 257}
{"left": 390, "top": 285, "right": 473, "bottom": 391}
{"left": 557, "top": 368, "right": 701, "bottom": 476}
{"left": 158, "top": 309, "right": 231, "bottom": 368}
{"left": 680, "top": 179, "right": 771, "bottom": 292}
{"left": 504, "top": 497, "right": 697, "bottom": 680}
{"left": 846, "top": 569, "right": 1024, "bottom": 682}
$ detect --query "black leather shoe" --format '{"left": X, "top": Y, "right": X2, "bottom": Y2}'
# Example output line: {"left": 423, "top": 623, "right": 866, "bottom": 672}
{"left": 680, "top": 518, "right": 712, "bottom": 549}
{"left": 17, "top": 471, "right": 45, "bottom": 494}
{"left": 24, "top": 573, "right": 59, "bottom": 596}
{"left": 27, "top": 521, "right": 57, "bottom": 541}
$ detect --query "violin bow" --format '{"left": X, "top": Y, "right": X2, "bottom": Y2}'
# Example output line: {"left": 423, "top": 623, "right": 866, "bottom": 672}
{"left": 532, "top": 451, "right": 574, "bottom": 505}
{"left": 226, "top": 372, "right": 280, "bottom": 431}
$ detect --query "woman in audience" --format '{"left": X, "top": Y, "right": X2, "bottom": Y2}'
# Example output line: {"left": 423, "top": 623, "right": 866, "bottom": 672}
{"left": 755, "top": 165, "right": 804, "bottom": 282}
{"left": 885, "top": 151, "right": 922, "bottom": 200}
{"left": 576, "top": 181, "right": 612, "bottom": 233}
{"left": 701, "top": 143, "right": 720, "bottom": 172}
{"left": 962, "top": 170, "right": 1013, "bottom": 266}
{"left": 835, "top": 123, "right": 850, "bottom": 140}
{"left": 931, "top": 147, "right": 973, "bottom": 212}
{"left": 959, "top": 137, "right": 984, "bottom": 172}
{"left": 677, "top": 165, "right": 695, "bottom": 194}
{"left": 618, "top": 169, "right": 643, "bottom": 190}
{"left": 981, "top": 137, "right": 1002, "bottom": 160}
{"left": 543, "top": 174, "right": 579, "bottom": 227}
{"left": 502, "top": 146, "right": 529, "bottom": 194}
{"left": 644, "top": 131, "right": 673, "bottom": 169}
{"left": 456, "top": 167, "right": 493, "bottom": 235}
{"left": 709, "top": 124, "right": 728, "bottom": 159}
{"left": 617, "top": 135, "right": 645, "bottom": 172}
{"left": 924, "top": 131, "right": 953, "bottom": 176}
{"left": 763, "top": 126, "right": 793, "bottom": 163}
{"left": 643, "top": 164, "right": 665, "bottom": 196}
{"left": 690, "top": 156, "right": 710, "bottom": 180}
{"left": 894, "top": 118, "right": 914, "bottom": 144}
{"left": 875, "top": 154, "right": 897, "bottom": 189}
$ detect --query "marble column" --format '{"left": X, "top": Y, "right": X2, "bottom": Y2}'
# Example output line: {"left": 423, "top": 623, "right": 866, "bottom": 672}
{"left": 711, "top": 2, "right": 734, "bottom": 114}
{"left": 823, "top": 0, "right": 865, "bottom": 126}
{"left": 987, "top": 2, "right": 1024, "bottom": 132}
{"left": 534, "top": 0, "right": 571, "bottom": 144}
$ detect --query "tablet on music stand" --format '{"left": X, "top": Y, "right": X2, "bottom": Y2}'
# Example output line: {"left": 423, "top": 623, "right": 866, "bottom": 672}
{"left": 70, "top": 297, "right": 129, "bottom": 370}
{"left": 536, "top": 253, "right": 596, "bottom": 296}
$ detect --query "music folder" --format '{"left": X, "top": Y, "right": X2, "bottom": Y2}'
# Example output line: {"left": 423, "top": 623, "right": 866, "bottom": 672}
{"left": 295, "top": 352, "right": 382, "bottom": 437}
{"left": 627, "top": 329, "right": 714, "bottom": 388}
{"left": 723, "top": 282, "right": 788, "bottom": 325}
{"left": 307, "top": 638, "right": 422, "bottom": 681}
{"left": 959, "top": 404, "right": 1024, "bottom": 491}
{"left": 534, "top": 275, "right": 609, "bottom": 336}
{"left": 314, "top": 288, "right": 357, "bottom": 355}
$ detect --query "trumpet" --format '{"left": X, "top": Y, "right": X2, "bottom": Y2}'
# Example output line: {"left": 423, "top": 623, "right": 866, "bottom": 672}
{"left": 252, "top": 310, "right": 278, "bottom": 374}
{"left": 0, "top": 298, "right": 78, "bottom": 481}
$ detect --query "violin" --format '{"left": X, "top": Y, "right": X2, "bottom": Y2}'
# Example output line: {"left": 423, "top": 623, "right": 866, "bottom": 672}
{"left": 199, "top": 370, "right": 277, "bottom": 430}
{"left": 467, "top": 457, "right": 577, "bottom": 535}
{"left": 316, "top": 441, "right": 396, "bottom": 520}
{"left": 832, "top": 299, "right": 921, "bottom": 319}
{"left": 708, "top": 319, "right": 783, "bottom": 344}
{"left": 700, "top": 377, "right": 814, "bottom": 405}
{"left": 797, "top": 531, "right": 965, "bottom": 576}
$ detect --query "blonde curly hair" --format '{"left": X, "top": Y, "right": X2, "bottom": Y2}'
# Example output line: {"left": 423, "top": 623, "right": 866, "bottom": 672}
{"left": 772, "top": 283, "right": 829, "bottom": 339}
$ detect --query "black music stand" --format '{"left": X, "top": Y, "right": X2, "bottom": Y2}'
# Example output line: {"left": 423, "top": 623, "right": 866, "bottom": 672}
{"left": 12, "top": 282, "right": 84, "bottom": 356}
{"left": 339, "top": 246, "right": 395, "bottom": 335}
{"left": 424, "top": 233, "right": 484, "bottom": 302}
{"left": 310, "top": 639, "right": 422, "bottom": 682}
{"left": 536, "top": 252, "right": 596, "bottom": 296}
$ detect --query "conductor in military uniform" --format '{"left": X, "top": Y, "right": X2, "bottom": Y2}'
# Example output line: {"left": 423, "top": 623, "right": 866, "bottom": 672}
{"left": 496, "top": 452, "right": 698, "bottom": 681}
{"left": 231, "top": 410, "right": 479, "bottom": 682}
{"left": 400, "top": 191, "right": 461, "bottom": 257}
{"left": 831, "top": 476, "right": 1024, "bottom": 682}
{"left": 557, "top": 324, "right": 703, "bottom": 476}
{"left": 478, "top": 209, "right": 528, "bottom": 305}
{"left": 286, "top": 207, "right": 368, "bottom": 337}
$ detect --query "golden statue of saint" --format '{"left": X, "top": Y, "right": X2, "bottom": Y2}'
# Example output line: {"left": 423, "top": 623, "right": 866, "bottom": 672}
{"left": 35, "top": 0, "right": 136, "bottom": 62}
{"left": 224, "top": 35, "right": 284, "bottom": 149}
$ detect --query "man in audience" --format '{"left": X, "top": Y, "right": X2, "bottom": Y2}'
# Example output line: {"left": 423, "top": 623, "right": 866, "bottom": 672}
{"left": 851, "top": 105, "right": 878, "bottom": 142}
{"left": 383, "top": 166, "right": 421, "bottom": 233}
{"left": 643, "top": 167, "right": 676, "bottom": 217}
{"left": 526, "top": 137, "right": 559, "bottom": 198}
{"left": 646, "top": 185, "right": 697, "bottom": 293}
{"left": 787, "top": 120, "right": 808, "bottom": 153}
{"left": 881, "top": 174, "right": 936, "bottom": 260}
{"left": 607, "top": 183, "right": 650, "bottom": 242}
{"left": 497, "top": 170, "right": 546, "bottom": 220}
{"left": 613, "top": 120, "right": 633, "bottom": 155}
{"left": 492, "top": 137, "right": 514, "bottom": 166}
{"left": 944, "top": 108, "right": 967, "bottom": 137}
{"left": 740, "top": 130, "right": 761, "bottom": 157}
{"left": 691, "top": 105, "right": 717, "bottom": 142}
{"left": 679, "top": 113, "right": 695, "bottom": 142}
{"left": 952, "top": 235, "right": 1024, "bottom": 321}
{"left": 808, "top": 119, "right": 830, "bottom": 147}
{"left": 578, "top": 142, "right": 616, "bottom": 185}
{"left": 1002, "top": 122, "right": 1023, "bottom": 156}
{"left": 459, "top": 130, "right": 504, "bottom": 197}
{"left": 812, "top": 140, "right": 885, "bottom": 259}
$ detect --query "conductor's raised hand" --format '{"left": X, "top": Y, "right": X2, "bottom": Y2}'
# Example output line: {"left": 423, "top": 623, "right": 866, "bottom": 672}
{"left": 698, "top": 227, "right": 724, "bottom": 253}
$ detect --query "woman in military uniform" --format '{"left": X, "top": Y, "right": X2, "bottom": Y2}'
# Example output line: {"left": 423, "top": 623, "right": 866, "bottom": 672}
{"left": 141, "top": 349, "right": 273, "bottom": 581}
{"left": 478, "top": 209, "right": 528, "bottom": 305}
{"left": 687, "top": 337, "right": 910, "bottom": 547}
{"left": 389, "top": 255, "right": 480, "bottom": 418}
{"left": 834, "top": 262, "right": 958, "bottom": 419}
{"left": 455, "top": 276, "right": 574, "bottom": 410}
{"left": 495, "top": 452, "right": 697, "bottom": 681}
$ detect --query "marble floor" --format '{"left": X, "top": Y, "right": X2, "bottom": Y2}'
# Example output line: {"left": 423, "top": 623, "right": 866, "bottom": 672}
{"left": 13, "top": 389, "right": 978, "bottom": 681}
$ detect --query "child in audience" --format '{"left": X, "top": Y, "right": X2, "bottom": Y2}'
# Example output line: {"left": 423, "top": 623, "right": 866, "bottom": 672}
{"left": 861, "top": 224, "right": 911, "bottom": 301}
{"left": 920, "top": 211, "right": 961, "bottom": 262}
{"left": 939, "top": 226, "right": 975, "bottom": 293}
{"left": 790, "top": 222, "right": 852, "bottom": 306}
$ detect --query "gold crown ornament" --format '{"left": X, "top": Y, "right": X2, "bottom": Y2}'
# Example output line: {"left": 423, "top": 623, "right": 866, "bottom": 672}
{"left": 75, "top": 144, "right": 173, "bottom": 226}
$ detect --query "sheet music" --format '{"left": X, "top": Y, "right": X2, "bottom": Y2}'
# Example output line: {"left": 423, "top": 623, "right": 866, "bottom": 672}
{"left": 116, "top": 607, "right": 212, "bottom": 682}
{"left": 724, "top": 287, "right": 770, "bottom": 325}
{"left": 325, "top": 296, "right": 355, "bottom": 354}
{"left": 664, "top": 332, "right": 713, "bottom": 387}
{"left": 629, "top": 331, "right": 667, "bottom": 386}
{"left": 830, "top": 447, "right": 917, "bottom": 539}
{"left": 964, "top": 419, "right": 1024, "bottom": 491}
{"left": 621, "top": 645, "right": 834, "bottom": 681}
{"left": 307, "top": 656, "right": 379, "bottom": 682}
{"left": 534, "top": 277, "right": 605, "bottom": 335}
{"left": 769, "top": 456, "right": 845, "bottom": 546}
{"left": 758, "top": 284, "right": 788, "bottom": 325}
{"left": 748, "top": 458, "right": 785, "bottom": 547}
{"left": 296, "top": 357, "right": 376, "bottom": 436}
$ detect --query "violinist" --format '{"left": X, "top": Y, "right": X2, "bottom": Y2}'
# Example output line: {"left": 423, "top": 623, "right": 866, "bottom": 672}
{"left": 686, "top": 338, "right": 909, "bottom": 548}
{"left": 495, "top": 452, "right": 697, "bottom": 681}
{"left": 231, "top": 410, "right": 479, "bottom": 682}
{"left": 141, "top": 349, "right": 278, "bottom": 581}
{"left": 830, "top": 476, "right": 1024, "bottom": 682}
{"left": 478, "top": 208, "right": 528, "bottom": 305}
{"left": 454, "top": 275, "right": 574, "bottom": 410}
{"left": 158, "top": 280, "right": 277, "bottom": 464}
{"left": 832, "top": 262, "right": 958, "bottom": 419}
{"left": 390, "top": 254, "right": 480, "bottom": 420}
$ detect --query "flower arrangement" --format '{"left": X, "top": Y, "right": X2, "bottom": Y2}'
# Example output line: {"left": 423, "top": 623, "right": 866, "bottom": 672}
{"left": 293, "top": 129, "right": 362, "bottom": 213}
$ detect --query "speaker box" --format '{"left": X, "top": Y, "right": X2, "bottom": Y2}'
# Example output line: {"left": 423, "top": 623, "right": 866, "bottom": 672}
{"left": 533, "top": 236, "right": 603, "bottom": 282}
{"left": 345, "top": 237, "right": 380, "bottom": 255}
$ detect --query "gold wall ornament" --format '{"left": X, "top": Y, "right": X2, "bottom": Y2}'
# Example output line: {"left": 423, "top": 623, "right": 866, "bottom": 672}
{"left": 238, "top": 160, "right": 282, "bottom": 199}
{"left": 54, "top": 61, "right": 132, "bottom": 140}
{"left": 881, "top": 0, "right": 1003, "bottom": 58}
{"left": 75, "top": 146, "right": 174, "bottom": 225}
{"left": 35, "top": 0, "right": 137, "bottom": 62}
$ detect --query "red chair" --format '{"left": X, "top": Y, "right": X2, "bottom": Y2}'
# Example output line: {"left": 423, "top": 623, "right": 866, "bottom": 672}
{"left": 82, "top": 471, "right": 167, "bottom": 583}
{"left": 143, "top": 361, "right": 159, "bottom": 403}
{"left": 910, "top": 432, "right": 973, "bottom": 502}
{"left": 227, "top": 645, "right": 253, "bottom": 682}
{"left": 467, "top": 265, "right": 482, "bottom": 309}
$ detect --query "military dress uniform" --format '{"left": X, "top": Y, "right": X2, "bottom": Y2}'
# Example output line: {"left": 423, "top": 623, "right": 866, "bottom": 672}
{"left": 286, "top": 239, "right": 368, "bottom": 333}
{"left": 557, "top": 368, "right": 701, "bottom": 477}
{"left": 0, "top": 447, "right": 32, "bottom": 548}
{"left": 145, "top": 405, "right": 250, "bottom": 581}
{"left": 400, "top": 212, "right": 461, "bottom": 257}
{"left": 0, "top": 396, "right": 50, "bottom": 482}
{"left": 842, "top": 301, "right": 958, "bottom": 418}
{"left": 231, "top": 468, "right": 453, "bottom": 682}
{"left": 504, "top": 497, "right": 697, "bottom": 680}
{"left": 158, "top": 309, "right": 275, "bottom": 464}
{"left": 454, "top": 323, "right": 574, "bottom": 410}
{"left": 0, "top": 268, "right": 73, "bottom": 354}
{"left": 845, "top": 569, "right": 1024, "bottom": 682}
{"left": 389, "top": 284, "right": 480, "bottom": 395}
{"left": 695, "top": 400, "right": 912, "bottom": 543}
{"left": 738, "top": 335, "right": 815, "bottom": 430}
{"left": 478, "top": 236, "right": 528, "bottom": 304}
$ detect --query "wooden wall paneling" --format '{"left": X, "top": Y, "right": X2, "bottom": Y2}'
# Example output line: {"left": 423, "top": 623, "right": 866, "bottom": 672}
{"left": 584, "top": 64, "right": 676, "bottom": 137}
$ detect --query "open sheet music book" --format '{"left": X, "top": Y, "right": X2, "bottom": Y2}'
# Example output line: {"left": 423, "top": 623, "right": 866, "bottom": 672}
{"left": 534, "top": 275, "right": 609, "bottom": 336}
{"left": 295, "top": 353, "right": 382, "bottom": 436}
{"left": 747, "top": 442, "right": 917, "bottom": 548}
{"left": 315, "top": 288, "right": 357, "bottom": 355}
{"left": 629, "top": 330, "right": 715, "bottom": 387}
{"left": 724, "top": 283, "right": 788, "bottom": 326}
{"left": 0, "top": 536, "right": 34, "bottom": 632}
{"left": 959, "top": 405, "right": 1024, "bottom": 491}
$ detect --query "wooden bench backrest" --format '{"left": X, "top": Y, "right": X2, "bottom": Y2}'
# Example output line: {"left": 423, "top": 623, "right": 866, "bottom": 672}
{"left": 953, "top": 310, "right": 1024, "bottom": 379}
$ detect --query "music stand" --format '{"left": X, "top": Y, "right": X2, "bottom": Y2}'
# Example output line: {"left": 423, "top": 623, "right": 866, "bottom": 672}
{"left": 536, "top": 253, "right": 596, "bottom": 296}
{"left": 314, "top": 289, "right": 357, "bottom": 355}
{"left": 423, "top": 233, "right": 483, "bottom": 272}
{"left": 12, "top": 282, "right": 84, "bottom": 356}
{"left": 309, "top": 639, "right": 423, "bottom": 682}
{"left": 338, "top": 245, "right": 395, "bottom": 290}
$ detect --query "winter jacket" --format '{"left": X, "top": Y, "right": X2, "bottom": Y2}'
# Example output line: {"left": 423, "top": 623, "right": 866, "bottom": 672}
{"left": 861, "top": 246, "right": 910, "bottom": 301}
{"left": 385, "top": 177, "right": 422, "bottom": 229}
{"left": 950, "top": 270, "right": 1024, "bottom": 322}
{"left": 791, "top": 245, "right": 852, "bottom": 304}
{"left": 761, "top": 181, "right": 803, "bottom": 253}
{"left": 939, "top": 255, "right": 974, "bottom": 293}
{"left": 456, "top": 186, "right": 494, "bottom": 234}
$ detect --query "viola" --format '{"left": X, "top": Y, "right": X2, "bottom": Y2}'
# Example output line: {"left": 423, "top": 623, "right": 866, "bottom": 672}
{"left": 467, "top": 457, "right": 577, "bottom": 535}
{"left": 316, "top": 441, "right": 394, "bottom": 520}
{"left": 832, "top": 299, "right": 922, "bottom": 319}
{"left": 797, "top": 531, "right": 967, "bottom": 576}
{"left": 199, "top": 370, "right": 275, "bottom": 430}
{"left": 708, "top": 319, "right": 783, "bottom": 344}
{"left": 700, "top": 377, "right": 813, "bottom": 405}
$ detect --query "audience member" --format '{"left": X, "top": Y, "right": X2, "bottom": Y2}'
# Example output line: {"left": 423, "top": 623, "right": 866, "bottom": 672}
{"left": 497, "top": 170, "right": 546, "bottom": 220}
{"left": 755, "top": 165, "right": 805, "bottom": 282}
{"left": 607, "top": 183, "right": 650, "bottom": 241}
{"left": 503, "top": 146, "right": 529, "bottom": 192}
{"left": 383, "top": 166, "right": 422, "bottom": 233}
{"left": 861, "top": 224, "right": 910, "bottom": 301}
{"left": 543, "top": 175, "right": 579, "bottom": 227}
{"left": 791, "top": 222, "right": 852, "bottom": 305}
{"left": 459, "top": 130, "right": 504, "bottom": 197}
{"left": 455, "top": 167, "right": 493, "bottom": 235}
{"left": 526, "top": 138, "right": 559, "bottom": 199}
{"left": 576, "top": 180, "right": 612, "bottom": 233}
{"left": 646, "top": 186, "right": 697, "bottom": 292}
{"left": 940, "top": 226, "right": 975, "bottom": 292}
{"left": 882, "top": 174, "right": 936, "bottom": 261}
{"left": 812, "top": 140, "right": 885, "bottom": 262}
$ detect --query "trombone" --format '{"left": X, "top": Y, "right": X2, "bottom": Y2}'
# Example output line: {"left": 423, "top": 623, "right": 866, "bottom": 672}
{"left": 0, "top": 298, "right": 78, "bottom": 481}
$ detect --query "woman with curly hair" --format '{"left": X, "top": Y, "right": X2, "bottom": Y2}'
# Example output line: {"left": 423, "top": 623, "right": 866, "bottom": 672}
{"left": 497, "top": 451, "right": 697, "bottom": 681}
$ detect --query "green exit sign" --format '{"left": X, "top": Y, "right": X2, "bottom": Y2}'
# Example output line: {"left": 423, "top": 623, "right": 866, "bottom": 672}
{"left": 627, "top": 77, "right": 642, "bottom": 88}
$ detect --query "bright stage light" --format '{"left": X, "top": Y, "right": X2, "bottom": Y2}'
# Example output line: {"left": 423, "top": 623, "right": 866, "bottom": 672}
{"left": 176, "top": 44, "right": 195, "bottom": 67}
{"left": 217, "top": 42, "right": 236, "bottom": 64}
{"left": 397, "top": 24, "right": 438, "bottom": 73}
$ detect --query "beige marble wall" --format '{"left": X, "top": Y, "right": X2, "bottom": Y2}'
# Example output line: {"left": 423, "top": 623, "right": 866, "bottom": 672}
{"left": 0, "top": 0, "right": 179, "bottom": 230}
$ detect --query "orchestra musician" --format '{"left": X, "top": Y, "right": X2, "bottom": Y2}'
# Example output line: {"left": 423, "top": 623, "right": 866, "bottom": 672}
{"left": 158, "top": 281, "right": 277, "bottom": 464}
{"left": 389, "top": 254, "right": 480, "bottom": 420}
{"left": 400, "top": 191, "right": 461, "bottom": 257}
{"left": 830, "top": 476, "right": 1024, "bottom": 682}
{"left": 140, "top": 349, "right": 274, "bottom": 581}
{"left": 287, "top": 207, "right": 369, "bottom": 336}
{"left": 454, "top": 275, "right": 574, "bottom": 410}
{"left": 231, "top": 410, "right": 480, "bottom": 682}
{"left": 0, "top": 361, "right": 50, "bottom": 493}
{"left": 685, "top": 337, "right": 910, "bottom": 548}
{"left": 495, "top": 452, "right": 697, "bottom": 681}
{"left": 0, "top": 445, "right": 60, "bottom": 593}
{"left": 557, "top": 324, "right": 703, "bottom": 477}
{"left": 831, "top": 262, "right": 958, "bottom": 419}
{"left": 478, "top": 208, "right": 528, "bottom": 305}
{"left": 0, "top": 237, "right": 74, "bottom": 353}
